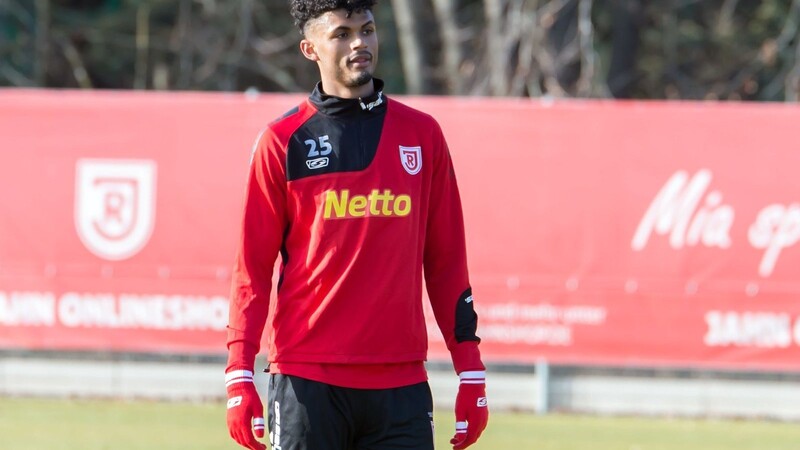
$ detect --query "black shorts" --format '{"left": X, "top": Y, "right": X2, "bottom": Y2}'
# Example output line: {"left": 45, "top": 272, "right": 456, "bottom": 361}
{"left": 266, "top": 373, "right": 435, "bottom": 450}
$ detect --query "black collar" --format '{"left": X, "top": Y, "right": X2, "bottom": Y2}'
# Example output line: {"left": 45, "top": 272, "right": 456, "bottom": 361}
{"left": 309, "top": 79, "right": 387, "bottom": 117}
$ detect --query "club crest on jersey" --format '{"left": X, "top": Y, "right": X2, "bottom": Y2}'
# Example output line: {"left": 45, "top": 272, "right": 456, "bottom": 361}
{"left": 399, "top": 146, "right": 422, "bottom": 175}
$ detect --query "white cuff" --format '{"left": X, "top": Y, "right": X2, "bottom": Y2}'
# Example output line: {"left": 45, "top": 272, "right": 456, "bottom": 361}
{"left": 253, "top": 417, "right": 265, "bottom": 431}
{"left": 225, "top": 369, "right": 254, "bottom": 387}
{"left": 459, "top": 370, "right": 486, "bottom": 384}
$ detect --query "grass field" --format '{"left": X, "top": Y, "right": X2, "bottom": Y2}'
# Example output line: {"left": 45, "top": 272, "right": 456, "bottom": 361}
{"left": 2, "top": 397, "right": 800, "bottom": 449}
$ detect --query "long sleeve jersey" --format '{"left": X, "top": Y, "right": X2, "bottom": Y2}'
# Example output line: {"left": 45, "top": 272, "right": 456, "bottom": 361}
{"left": 226, "top": 80, "right": 483, "bottom": 388}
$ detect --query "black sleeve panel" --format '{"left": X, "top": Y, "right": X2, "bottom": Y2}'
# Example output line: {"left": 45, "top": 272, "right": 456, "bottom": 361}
{"left": 455, "top": 287, "right": 481, "bottom": 343}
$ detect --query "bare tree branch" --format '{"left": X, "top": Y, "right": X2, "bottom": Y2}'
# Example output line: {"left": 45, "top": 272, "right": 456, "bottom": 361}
{"left": 134, "top": 3, "right": 150, "bottom": 90}
{"left": 249, "top": 59, "right": 303, "bottom": 92}
{"left": 174, "top": 0, "right": 193, "bottom": 89}
{"left": 607, "top": 0, "right": 642, "bottom": 98}
{"left": 484, "top": 0, "right": 508, "bottom": 96}
{"left": 511, "top": 0, "right": 543, "bottom": 96}
{"left": 223, "top": 0, "right": 253, "bottom": 91}
{"left": 662, "top": 5, "right": 681, "bottom": 98}
{"left": 575, "top": 0, "right": 596, "bottom": 96}
{"left": 391, "top": 0, "right": 435, "bottom": 94}
{"left": 194, "top": 39, "right": 227, "bottom": 84}
{"left": 0, "top": 62, "right": 34, "bottom": 87}
{"left": 252, "top": 32, "right": 297, "bottom": 56}
{"left": 4, "top": 0, "right": 34, "bottom": 24}
{"left": 786, "top": 34, "right": 800, "bottom": 102}
{"left": 721, "top": 0, "right": 800, "bottom": 98}
{"left": 34, "top": 0, "right": 49, "bottom": 86}
{"left": 60, "top": 37, "right": 92, "bottom": 89}
{"left": 716, "top": 0, "right": 739, "bottom": 36}
{"left": 432, "top": 0, "right": 465, "bottom": 94}
{"left": 534, "top": 0, "right": 574, "bottom": 97}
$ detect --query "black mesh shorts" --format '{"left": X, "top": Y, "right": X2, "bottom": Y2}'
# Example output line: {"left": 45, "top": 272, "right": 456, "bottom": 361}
{"left": 266, "top": 373, "right": 435, "bottom": 450}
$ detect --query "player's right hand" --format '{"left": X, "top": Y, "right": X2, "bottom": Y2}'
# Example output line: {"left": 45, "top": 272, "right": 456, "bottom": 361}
{"left": 225, "top": 369, "right": 267, "bottom": 450}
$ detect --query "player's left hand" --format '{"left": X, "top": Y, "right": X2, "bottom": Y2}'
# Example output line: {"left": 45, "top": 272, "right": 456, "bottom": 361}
{"left": 450, "top": 370, "right": 489, "bottom": 449}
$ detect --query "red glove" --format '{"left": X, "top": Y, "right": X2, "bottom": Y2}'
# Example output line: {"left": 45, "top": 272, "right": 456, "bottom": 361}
{"left": 450, "top": 370, "right": 489, "bottom": 450}
{"left": 226, "top": 370, "right": 266, "bottom": 450}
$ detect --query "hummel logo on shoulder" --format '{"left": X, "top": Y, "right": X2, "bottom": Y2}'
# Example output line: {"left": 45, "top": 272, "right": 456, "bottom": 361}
{"left": 359, "top": 91, "right": 384, "bottom": 111}
{"left": 306, "top": 157, "right": 329, "bottom": 170}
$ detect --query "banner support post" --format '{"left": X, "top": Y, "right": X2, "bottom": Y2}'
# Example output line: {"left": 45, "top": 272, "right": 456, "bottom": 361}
{"left": 535, "top": 358, "right": 550, "bottom": 414}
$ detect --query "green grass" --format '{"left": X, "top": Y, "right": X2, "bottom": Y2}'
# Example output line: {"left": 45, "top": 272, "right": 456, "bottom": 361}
{"left": 1, "top": 397, "right": 799, "bottom": 449}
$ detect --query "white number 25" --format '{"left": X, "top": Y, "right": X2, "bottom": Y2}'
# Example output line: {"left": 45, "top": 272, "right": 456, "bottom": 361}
{"left": 305, "top": 135, "right": 332, "bottom": 157}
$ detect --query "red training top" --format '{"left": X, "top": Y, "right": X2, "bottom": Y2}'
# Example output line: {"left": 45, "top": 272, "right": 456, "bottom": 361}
{"left": 226, "top": 80, "right": 483, "bottom": 388}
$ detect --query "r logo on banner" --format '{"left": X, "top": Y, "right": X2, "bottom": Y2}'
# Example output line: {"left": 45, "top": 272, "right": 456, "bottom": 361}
{"left": 74, "top": 159, "right": 157, "bottom": 260}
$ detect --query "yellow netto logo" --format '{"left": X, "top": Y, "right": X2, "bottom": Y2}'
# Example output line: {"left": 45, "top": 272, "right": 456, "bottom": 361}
{"left": 323, "top": 189, "right": 411, "bottom": 219}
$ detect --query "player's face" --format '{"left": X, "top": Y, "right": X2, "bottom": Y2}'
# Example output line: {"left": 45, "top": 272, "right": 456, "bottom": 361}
{"left": 301, "top": 9, "right": 379, "bottom": 97}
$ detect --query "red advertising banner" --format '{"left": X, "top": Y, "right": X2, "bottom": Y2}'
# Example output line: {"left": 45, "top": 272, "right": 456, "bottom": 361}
{"left": 2, "top": 89, "right": 800, "bottom": 370}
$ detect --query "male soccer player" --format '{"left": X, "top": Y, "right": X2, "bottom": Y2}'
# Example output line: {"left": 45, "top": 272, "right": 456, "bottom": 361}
{"left": 225, "top": 1, "right": 488, "bottom": 449}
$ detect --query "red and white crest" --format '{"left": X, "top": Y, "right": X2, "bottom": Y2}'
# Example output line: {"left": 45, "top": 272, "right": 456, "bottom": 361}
{"left": 399, "top": 146, "right": 422, "bottom": 175}
{"left": 75, "top": 159, "right": 157, "bottom": 260}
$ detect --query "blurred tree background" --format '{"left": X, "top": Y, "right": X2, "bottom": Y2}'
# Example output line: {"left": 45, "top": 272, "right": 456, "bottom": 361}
{"left": 1, "top": 0, "right": 799, "bottom": 100}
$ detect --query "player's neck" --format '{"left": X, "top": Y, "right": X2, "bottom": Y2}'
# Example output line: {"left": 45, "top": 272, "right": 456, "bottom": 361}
{"left": 320, "top": 78, "right": 375, "bottom": 100}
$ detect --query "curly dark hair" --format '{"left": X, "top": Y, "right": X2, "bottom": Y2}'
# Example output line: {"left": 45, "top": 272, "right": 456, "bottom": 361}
{"left": 290, "top": 0, "right": 378, "bottom": 33}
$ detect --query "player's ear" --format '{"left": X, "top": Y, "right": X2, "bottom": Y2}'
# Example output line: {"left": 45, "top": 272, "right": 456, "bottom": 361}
{"left": 300, "top": 39, "right": 319, "bottom": 62}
